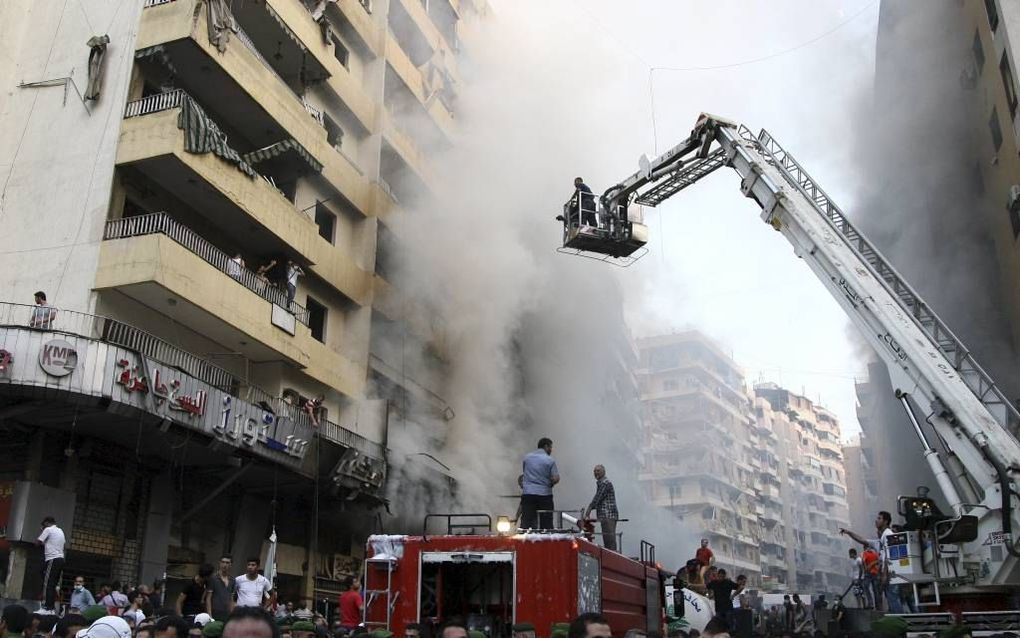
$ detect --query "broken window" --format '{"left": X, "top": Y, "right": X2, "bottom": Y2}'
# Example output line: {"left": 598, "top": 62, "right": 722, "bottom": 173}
{"left": 315, "top": 203, "right": 336, "bottom": 244}
{"left": 985, "top": 0, "right": 999, "bottom": 31}
{"left": 331, "top": 33, "right": 350, "bottom": 68}
{"left": 973, "top": 31, "right": 985, "bottom": 72}
{"left": 1002, "top": 52, "right": 1018, "bottom": 119}
{"left": 307, "top": 296, "right": 327, "bottom": 343}
{"left": 324, "top": 114, "right": 344, "bottom": 152}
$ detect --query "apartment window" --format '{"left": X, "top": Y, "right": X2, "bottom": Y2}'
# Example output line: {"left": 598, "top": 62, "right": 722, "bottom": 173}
{"left": 1009, "top": 200, "right": 1020, "bottom": 238}
{"left": 1002, "top": 52, "right": 1019, "bottom": 119}
{"left": 331, "top": 34, "right": 350, "bottom": 69}
{"left": 315, "top": 203, "right": 336, "bottom": 244}
{"left": 307, "top": 296, "right": 327, "bottom": 343}
{"left": 990, "top": 107, "right": 1004, "bottom": 151}
{"left": 974, "top": 31, "right": 986, "bottom": 71}
{"left": 985, "top": 0, "right": 999, "bottom": 31}
{"left": 324, "top": 114, "right": 344, "bottom": 152}
{"left": 669, "top": 484, "right": 682, "bottom": 501}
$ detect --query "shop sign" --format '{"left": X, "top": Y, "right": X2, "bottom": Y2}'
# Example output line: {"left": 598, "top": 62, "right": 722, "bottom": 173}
{"left": 111, "top": 353, "right": 309, "bottom": 464}
{"left": 39, "top": 339, "right": 78, "bottom": 376}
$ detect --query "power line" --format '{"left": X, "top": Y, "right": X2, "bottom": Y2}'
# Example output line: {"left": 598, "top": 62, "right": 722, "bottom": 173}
{"left": 650, "top": 0, "right": 878, "bottom": 73}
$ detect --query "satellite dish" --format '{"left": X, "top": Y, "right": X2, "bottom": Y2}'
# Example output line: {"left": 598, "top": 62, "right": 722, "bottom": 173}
{"left": 639, "top": 154, "right": 651, "bottom": 179}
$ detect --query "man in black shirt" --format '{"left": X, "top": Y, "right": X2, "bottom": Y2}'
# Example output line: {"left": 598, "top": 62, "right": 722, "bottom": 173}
{"left": 178, "top": 564, "right": 213, "bottom": 619}
{"left": 705, "top": 569, "right": 744, "bottom": 626}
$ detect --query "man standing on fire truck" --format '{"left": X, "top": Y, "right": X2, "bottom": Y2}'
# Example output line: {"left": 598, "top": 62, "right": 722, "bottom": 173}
{"left": 583, "top": 465, "right": 619, "bottom": 551}
{"left": 521, "top": 437, "right": 560, "bottom": 530}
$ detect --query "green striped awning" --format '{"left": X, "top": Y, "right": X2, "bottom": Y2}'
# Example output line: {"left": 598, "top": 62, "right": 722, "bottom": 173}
{"left": 242, "top": 138, "right": 323, "bottom": 174}
{"left": 177, "top": 95, "right": 258, "bottom": 178}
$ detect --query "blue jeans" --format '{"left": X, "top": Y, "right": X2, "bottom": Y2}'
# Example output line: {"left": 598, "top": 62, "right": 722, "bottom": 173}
{"left": 885, "top": 584, "right": 904, "bottom": 613}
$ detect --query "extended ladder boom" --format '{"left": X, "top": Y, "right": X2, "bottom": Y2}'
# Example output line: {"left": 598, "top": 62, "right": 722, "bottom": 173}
{"left": 595, "top": 114, "right": 1020, "bottom": 585}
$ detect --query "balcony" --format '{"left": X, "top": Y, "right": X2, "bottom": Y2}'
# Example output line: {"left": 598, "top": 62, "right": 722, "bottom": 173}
{"left": 105, "top": 213, "right": 310, "bottom": 324}
{"left": 135, "top": 0, "right": 376, "bottom": 216}
{"left": 386, "top": 31, "right": 455, "bottom": 138}
{"left": 116, "top": 92, "right": 373, "bottom": 307}
{"left": 96, "top": 231, "right": 367, "bottom": 399}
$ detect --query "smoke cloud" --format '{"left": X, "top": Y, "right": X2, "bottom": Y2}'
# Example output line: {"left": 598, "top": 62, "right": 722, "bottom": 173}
{"left": 378, "top": 0, "right": 697, "bottom": 566}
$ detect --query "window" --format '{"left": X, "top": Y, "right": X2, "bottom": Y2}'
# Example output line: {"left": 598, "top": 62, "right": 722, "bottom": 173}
{"left": 324, "top": 114, "right": 344, "bottom": 152}
{"left": 974, "top": 31, "right": 986, "bottom": 71}
{"left": 1009, "top": 200, "right": 1020, "bottom": 238}
{"left": 669, "top": 484, "right": 683, "bottom": 502}
{"left": 985, "top": 0, "right": 999, "bottom": 31}
{"left": 331, "top": 34, "right": 350, "bottom": 68}
{"left": 1002, "top": 52, "right": 1018, "bottom": 119}
{"left": 306, "top": 296, "right": 327, "bottom": 343}
{"left": 315, "top": 203, "right": 336, "bottom": 244}
{"left": 663, "top": 378, "right": 679, "bottom": 391}
{"left": 990, "top": 107, "right": 1004, "bottom": 151}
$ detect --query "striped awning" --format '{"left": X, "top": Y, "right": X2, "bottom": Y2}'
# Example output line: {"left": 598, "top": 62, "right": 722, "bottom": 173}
{"left": 262, "top": 1, "right": 330, "bottom": 84}
{"left": 177, "top": 95, "right": 258, "bottom": 178}
{"left": 242, "top": 138, "right": 323, "bottom": 173}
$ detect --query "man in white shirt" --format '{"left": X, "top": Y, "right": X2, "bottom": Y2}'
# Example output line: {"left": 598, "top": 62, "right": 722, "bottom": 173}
{"left": 234, "top": 558, "right": 272, "bottom": 609}
{"left": 36, "top": 516, "right": 66, "bottom": 613}
{"left": 840, "top": 510, "right": 901, "bottom": 613}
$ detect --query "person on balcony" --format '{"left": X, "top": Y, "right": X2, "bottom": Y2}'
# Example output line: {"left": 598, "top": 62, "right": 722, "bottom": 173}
{"left": 285, "top": 260, "right": 305, "bottom": 309}
{"left": 302, "top": 395, "right": 324, "bottom": 427}
{"left": 29, "top": 291, "right": 57, "bottom": 329}
{"left": 228, "top": 254, "right": 245, "bottom": 281}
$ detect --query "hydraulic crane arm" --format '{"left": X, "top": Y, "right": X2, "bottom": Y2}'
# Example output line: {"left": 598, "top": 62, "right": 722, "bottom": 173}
{"left": 583, "top": 114, "right": 1020, "bottom": 586}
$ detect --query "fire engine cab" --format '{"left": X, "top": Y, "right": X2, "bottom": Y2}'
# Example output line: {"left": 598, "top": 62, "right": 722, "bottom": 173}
{"left": 362, "top": 515, "right": 666, "bottom": 638}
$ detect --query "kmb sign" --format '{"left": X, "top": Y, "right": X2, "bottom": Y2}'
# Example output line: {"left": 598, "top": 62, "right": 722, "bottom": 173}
{"left": 38, "top": 340, "right": 78, "bottom": 377}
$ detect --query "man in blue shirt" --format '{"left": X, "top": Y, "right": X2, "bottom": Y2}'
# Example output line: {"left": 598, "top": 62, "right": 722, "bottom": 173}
{"left": 520, "top": 438, "right": 560, "bottom": 530}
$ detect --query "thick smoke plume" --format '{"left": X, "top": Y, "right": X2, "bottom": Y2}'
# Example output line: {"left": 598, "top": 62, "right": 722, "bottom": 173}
{"left": 850, "top": 2, "right": 1019, "bottom": 501}
{"left": 379, "top": 1, "right": 697, "bottom": 566}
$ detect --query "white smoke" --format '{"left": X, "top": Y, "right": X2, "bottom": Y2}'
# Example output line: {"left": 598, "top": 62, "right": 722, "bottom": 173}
{"left": 379, "top": 0, "right": 698, "bottom": 565}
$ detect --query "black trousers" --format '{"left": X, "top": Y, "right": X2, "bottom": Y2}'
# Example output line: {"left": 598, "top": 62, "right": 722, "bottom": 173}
{"left": 43, "top": 557, "right": 64, "bottom": 609}
{"left": 520, "top": 494, "right": 554, "bottom": 530}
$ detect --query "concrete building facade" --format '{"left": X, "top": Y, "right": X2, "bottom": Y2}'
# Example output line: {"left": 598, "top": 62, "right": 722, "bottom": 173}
{"left": 0, "top": 0, "right": 484, "bottom": 610}
{"left": 637, "top": 332, "right": 763, "bottom": 585}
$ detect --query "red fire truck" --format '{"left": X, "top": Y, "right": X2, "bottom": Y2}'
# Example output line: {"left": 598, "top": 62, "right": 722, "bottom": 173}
{"left": 362, "top": 515, "right": 666, "bottom": 638}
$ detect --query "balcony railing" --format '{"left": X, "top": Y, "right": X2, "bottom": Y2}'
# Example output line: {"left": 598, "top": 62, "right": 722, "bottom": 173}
{"left": 104, "top": 213, "right": 310, "bottom": 325}
{"left": 143, "top": 0, "right": 177, "bottom": 7}
{"left": 124, "top": 89, "right": 185, "bottom": 118}
{"left": 0, "top": 301, "right": 237, "bottom": 392}
{"left": 1, "top": 301, "right": 383, "bottom": 459}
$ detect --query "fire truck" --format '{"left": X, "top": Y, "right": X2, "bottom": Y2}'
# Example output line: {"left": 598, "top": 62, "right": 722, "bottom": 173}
{"left": 361, "top": 515, "right": 674, "bottom": 638}
{"left": 558, "top": 113, "right": 1020, "bottom": 634}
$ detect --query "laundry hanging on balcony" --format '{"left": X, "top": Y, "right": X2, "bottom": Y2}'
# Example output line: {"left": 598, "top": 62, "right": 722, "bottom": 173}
{"left": 177, "top": 95, "right": 257, "bottom": 178}
{"left": 206, "top": 0, "right": 238, "bottom": 52}
{"left": 84, "top": 34, "right": 110, "bottom": 101}
{"left": 242, "top": 138, "right": 323, "bottom": 174}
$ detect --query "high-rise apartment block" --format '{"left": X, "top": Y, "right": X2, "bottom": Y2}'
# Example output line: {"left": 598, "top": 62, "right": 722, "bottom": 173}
{"left": 0, "top": 0, "right": 484, "bottom": 605}
{"left": 638, "top": 332, "right": 852, "bottom": 594}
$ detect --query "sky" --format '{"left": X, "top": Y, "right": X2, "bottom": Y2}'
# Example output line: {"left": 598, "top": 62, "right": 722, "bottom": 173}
{"left": 527, "top": 0, "right": 884, "bottom": 440}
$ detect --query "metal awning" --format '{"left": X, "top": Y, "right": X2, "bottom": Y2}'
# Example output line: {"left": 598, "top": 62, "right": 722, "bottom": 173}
{"left": 242, "top": 138, "right": 323, "bottom": 174}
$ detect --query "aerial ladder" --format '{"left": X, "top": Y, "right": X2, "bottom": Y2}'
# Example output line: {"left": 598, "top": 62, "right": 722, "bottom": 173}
{"left": 560, "top": 114, "right": 1020, "bottom": 629}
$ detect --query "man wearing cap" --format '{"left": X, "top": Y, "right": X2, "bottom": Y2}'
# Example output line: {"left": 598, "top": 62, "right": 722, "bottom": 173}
{"left": 36, "top": 517, "right": 65, "bottom": 614}
{"left": 202, "top": 622, "right": 224, "bottom": 638}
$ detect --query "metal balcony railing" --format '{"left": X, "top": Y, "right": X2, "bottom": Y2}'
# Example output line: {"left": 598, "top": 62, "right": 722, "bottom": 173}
{"left": 104, "top": 213, "right": 310, "bottom": 325}
{"left": 124, "top": 89, "right": 185, "bottom": 118}
{"left": 143, "top": 0, "right": 177, "bottom": 7}
{"left": 1, "top": 301, "right": 384, "bottom": 460}
{"left": 0, "top": 301, "right": 237, "bottom": 392}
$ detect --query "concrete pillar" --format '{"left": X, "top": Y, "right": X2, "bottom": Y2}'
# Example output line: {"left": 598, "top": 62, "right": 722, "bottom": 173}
{"left": 138, "top": 469, "right": 174, "bottom": 587}
{"left": 230, "top": 493, "right": 271, "bottom": 567}
{"left": 5, "top": 545, "right": 30, "bottom": 599}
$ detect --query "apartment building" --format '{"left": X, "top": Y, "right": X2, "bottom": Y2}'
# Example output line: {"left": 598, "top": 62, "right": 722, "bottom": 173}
{"left": 842, "top": 434, "right": 878, "bottom": 537}
{"left": 0, "top": 0, "right": 484, "bottom": 607}
{"left": 754, "top": 383, "right": 852, "bottom": 594}
{"left": 637, "top": 332, "right": 763, "bottom": 585}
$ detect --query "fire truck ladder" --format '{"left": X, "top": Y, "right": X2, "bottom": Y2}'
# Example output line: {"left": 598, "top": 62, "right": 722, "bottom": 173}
{"left": 635, "top": 125, "right": 1020, "bottom": 439}
{"left": 363, "top": 555, "right": 399, "bottom": 631}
